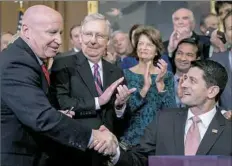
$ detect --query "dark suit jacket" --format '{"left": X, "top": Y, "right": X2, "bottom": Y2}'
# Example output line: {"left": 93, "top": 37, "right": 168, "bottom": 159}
{"left": 116, "top": 108, "right": 232, "bottom": 166}
{"left": 50, "top": 51, "right": 124, "bottom": 166}
{"left": 0, "top": 38, "right": 92, "bottom": 166}
{"left": 211, "top": 51, "right": 232, "bottom": 110}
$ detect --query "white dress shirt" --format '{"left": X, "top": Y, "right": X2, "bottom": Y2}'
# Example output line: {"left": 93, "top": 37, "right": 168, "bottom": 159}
{"left": 73, "top": 47, "right": 80, "bottom": 52}
{"left": 184, "top": 107, "right": 217, "bottom": 142}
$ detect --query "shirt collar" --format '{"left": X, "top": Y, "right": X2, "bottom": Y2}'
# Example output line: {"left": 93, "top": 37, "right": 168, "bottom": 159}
{"left": 88, "top": 59, "right": 103, "bottom": 71}
{"left": 187, "top": 107, "right": 217, "bottom": 128}
{"left": 73, "top": 47, "right": 80, "bottom": 52}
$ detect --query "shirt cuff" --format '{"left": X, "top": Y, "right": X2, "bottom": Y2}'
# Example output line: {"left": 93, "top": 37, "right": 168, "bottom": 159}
{"left": 221, "top": 110, "right": 227, "bottom": 115}
{"left": 87, "top": 131, "right": 93, "bottom": 147}
{"left": 115, "top": 104, "right": 126, "bottom": 118}
{"left": 111, "top": 146, "right": 120, "bottom": 165}
{"left": 95, "top": 97, "right": 101, "bottom": 110}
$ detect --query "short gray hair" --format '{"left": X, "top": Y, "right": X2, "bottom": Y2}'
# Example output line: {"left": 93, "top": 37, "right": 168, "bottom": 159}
{"left": 81, "top": 13, "right": 112, "bottom": 37}
{"left": 111, "top": 30, "right": 126, "bottom": 39}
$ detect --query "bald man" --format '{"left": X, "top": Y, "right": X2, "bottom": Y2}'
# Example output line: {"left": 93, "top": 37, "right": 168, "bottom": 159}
{"left": 0, "top": 32, "right": 13, "bottom": 51}
{"left": 0, "top": 5, "right": 118, "bottom": 166}
{"left": 163, "top": 8, "right": 210, "bottom": 60}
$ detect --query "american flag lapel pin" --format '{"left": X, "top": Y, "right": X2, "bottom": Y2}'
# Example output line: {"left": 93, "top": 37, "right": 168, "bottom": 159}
{"left": 212, "top": 129, "right": 218, "bottom": 134}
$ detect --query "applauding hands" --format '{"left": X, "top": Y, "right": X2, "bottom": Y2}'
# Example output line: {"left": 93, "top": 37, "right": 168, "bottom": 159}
{"left": 98, "top": 76, "right": 136, "bottom": 109}
{"left": 140, "top": 59, "right": 168, "bottom": 97}
{"left": 168, "top": 27, "right": 192, "bottom": 54}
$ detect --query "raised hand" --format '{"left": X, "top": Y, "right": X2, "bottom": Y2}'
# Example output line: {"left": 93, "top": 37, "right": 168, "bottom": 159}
{"left": 144, "top": 61, "right": 152, "bottom": 88}
{"left": 155, "top": 59, "right": 167, "bottom": 83}
{"left": 98, "top": 77, "right": 124, "bottom": 106}
{"left": 140, "top": 62, "right": 152, "bottom": 97}
{"left": 106, "top": 8, "right": 121, "bottom": 17}
{"left": 210, "top": 30, "right": 226, "bottom": 53}
{"left": 155, "top": 59, "right": 167, "bottom": 92}
{"left": 114, "top": 85, "right": 136, "bottom": 106}
{"left": 223, "top": 110, "right": 232, "bottom": 120}
{"left": 90, "top": 126, "right": 118, "bottom": 156}
{"left": 168, "top": 27, "right": 192, "bottom": 54}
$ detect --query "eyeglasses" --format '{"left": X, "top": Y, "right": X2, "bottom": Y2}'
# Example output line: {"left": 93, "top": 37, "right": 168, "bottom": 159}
{"left": 82, "top": 31, "right": 108, "bottom": 42}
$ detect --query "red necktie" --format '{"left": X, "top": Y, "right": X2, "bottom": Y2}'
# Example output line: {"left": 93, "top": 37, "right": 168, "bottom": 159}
{"left": 93, "top": 64, "right": 103, "bottom": 96}
{"left": 41, "top": 64, "right": 50, "bottom": 86}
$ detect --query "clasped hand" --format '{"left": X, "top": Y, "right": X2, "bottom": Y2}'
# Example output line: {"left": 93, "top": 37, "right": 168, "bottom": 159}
{"left": 89, "top": 125, "right": 118, "bottom": 157}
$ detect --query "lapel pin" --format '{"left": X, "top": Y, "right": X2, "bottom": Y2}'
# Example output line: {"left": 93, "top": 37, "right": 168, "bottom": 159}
{"left": 212, "top": 129, "right": 218, "bottom": 134}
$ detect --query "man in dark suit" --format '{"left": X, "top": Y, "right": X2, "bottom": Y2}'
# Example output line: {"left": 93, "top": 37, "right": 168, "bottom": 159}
{"left": 50, "top": 13, "right": 136, "bottom": 166}
{"left": 163, "top": 8, "right": 210, "bottom": 60}
{"left": 211, "top": 11, "right": 232, "bottom": 111}
{"left": 105, "top": 60, "right": 232, "bottom": 166}
{"left": 0, "top": 5, "right": 119, "bottom": 166}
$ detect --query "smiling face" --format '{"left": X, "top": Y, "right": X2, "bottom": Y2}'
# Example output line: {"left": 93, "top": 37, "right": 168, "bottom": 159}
{"left": 22, "top": 7, "right": 63, "bottom": 59}
{"left": 172, "top": 8, "right": 194, "bottom": 32}
{"left": 80, "top": 20, "right": 109, "bottom": 63}
{"left": 137, "top": 34, "right": 157, "bottom": 62}
{"left": 174, "top": 42, "right": 198, "bottom": 73}
{"left": 180, "top": 67, "right": 210, "bottom": 106}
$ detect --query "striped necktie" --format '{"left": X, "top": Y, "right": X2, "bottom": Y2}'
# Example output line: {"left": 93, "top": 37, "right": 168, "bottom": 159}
{"left": 93, "top": 64, "right": 103, "bottom": 96}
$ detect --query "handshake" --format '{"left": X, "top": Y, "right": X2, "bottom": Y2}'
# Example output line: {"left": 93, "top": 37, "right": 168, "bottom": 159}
{"left": 89, "top": 125, "right": 118, "bottom": 157}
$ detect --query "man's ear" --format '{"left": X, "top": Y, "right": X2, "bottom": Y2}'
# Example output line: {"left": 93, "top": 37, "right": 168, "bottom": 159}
{"left": 21, "top": 24, "right": 30, "bottom": 39}
{"left": 207, "top": 85, "right": 220, "bottom": 99}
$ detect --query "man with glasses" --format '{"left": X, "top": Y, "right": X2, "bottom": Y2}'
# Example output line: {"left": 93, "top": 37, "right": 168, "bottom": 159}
{"left": 50, "top": 13, "right": 136, "bottom": 166}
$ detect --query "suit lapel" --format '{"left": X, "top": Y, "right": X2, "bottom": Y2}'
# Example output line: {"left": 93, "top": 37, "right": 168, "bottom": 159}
{"left": 76, "top": 52, "right": 98, "bottom": 97}
{"left": 197, "top": 109, "right": 225, "bottom": 155}
{"left": 174, "top": 108, "right": 188, "bottom": 155}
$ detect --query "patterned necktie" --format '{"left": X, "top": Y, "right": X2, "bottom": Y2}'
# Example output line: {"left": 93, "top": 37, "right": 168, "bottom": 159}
{"left": 93, "top": 64, "right": 103, "bottom": 96}
{"left": 41, "top": 64, "right": 50, "bottom": 86}
{"left": 185, "top": 116, "right": 201, "bottom": 155}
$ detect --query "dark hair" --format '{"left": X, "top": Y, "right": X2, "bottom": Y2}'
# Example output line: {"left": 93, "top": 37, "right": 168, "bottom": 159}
{"left": 69, "top": 24, "right": 80, "bottom": 39}
{"left": 215, "top": 1, "right": 232, "bottom": 15}
{"left": 223, "top": 10, "right": 232, "bottom": 31}
{"left": 129, "top": 24, "right": 141, "bottom": 43}
{"left": 191, "top": 60, "right": 228, "bottom": 102}
{"left": 171, "top": 38, "right": 201, "bottom": 74}
{"left": 200, "top": 13, "right": 218, "bottom": 26}
{"left": 133, "top": 26, "right": 164, "bottom": 66}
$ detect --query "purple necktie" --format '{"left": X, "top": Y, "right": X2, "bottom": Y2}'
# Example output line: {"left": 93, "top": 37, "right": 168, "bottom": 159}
{"left": 93, "top": 64, "right": 103, "bottom": 96}
{"left": 185, "top": 116, "right": 201, "bottom": 155}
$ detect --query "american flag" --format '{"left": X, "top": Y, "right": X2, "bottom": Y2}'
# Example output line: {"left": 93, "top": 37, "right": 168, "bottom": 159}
{"left": 17, "top": 8, "right": 24, "bottom": 33}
